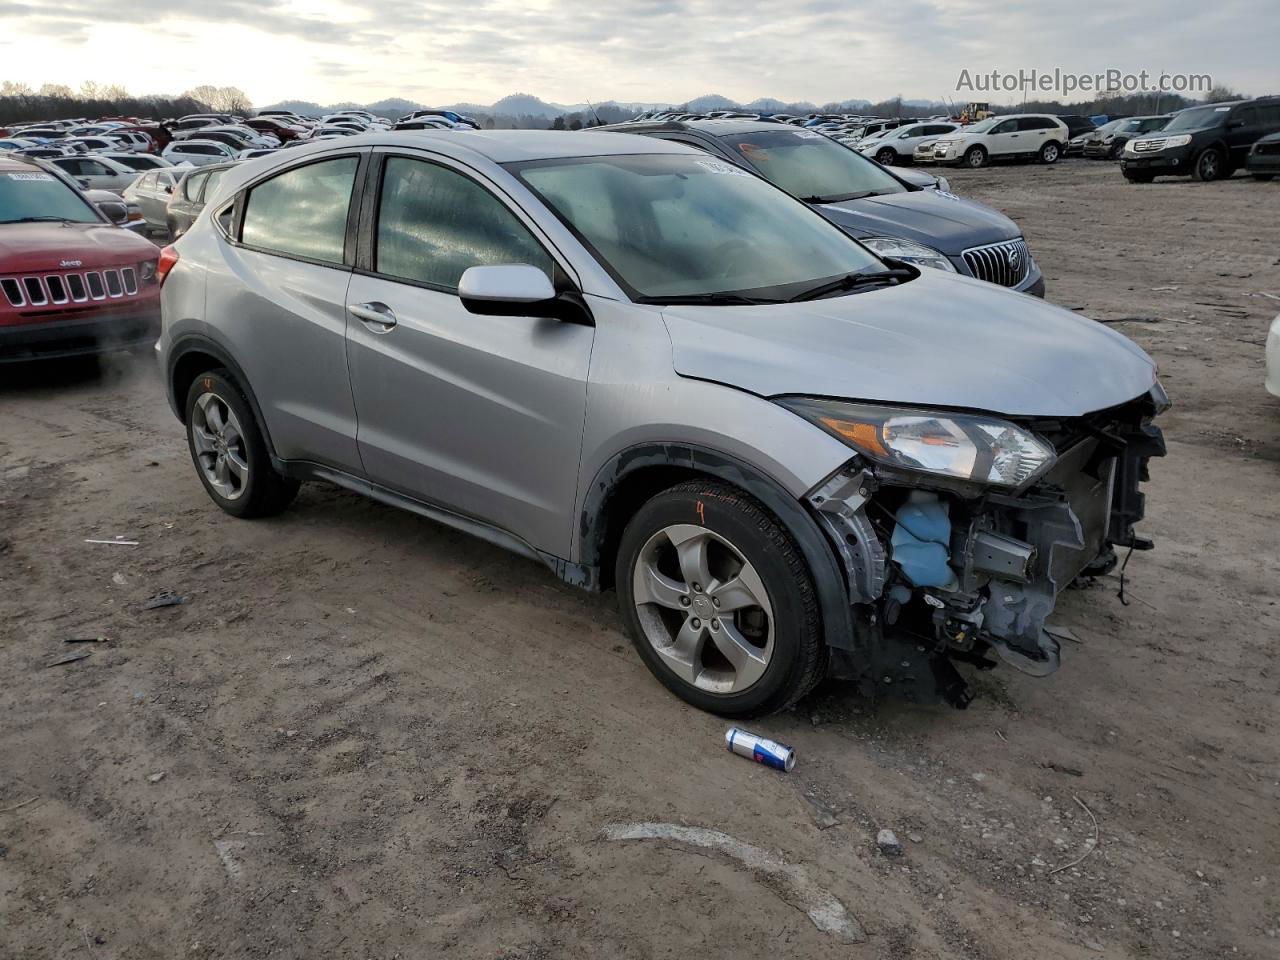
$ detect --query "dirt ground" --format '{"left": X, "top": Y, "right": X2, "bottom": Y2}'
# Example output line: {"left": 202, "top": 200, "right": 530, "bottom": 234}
{"left": 1, "top": 159, "right": 1277, "bottom": 960}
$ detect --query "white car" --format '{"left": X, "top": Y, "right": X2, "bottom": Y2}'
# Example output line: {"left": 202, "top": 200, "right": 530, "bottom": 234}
{"left": 1266, "top": 313, "right": 1280, "bottom": 397}
{"left": 162, "top": 139, "right": 238, "bottom": 166}
{"left": 47, "top": 153, "right": 141, "bottom": 191}
{"left": 235, "top": 148, "right": 278, "bottom": 161}
{"left": 927, "top": 114, "right": 1070, "bottom": 168}
{"left": 199, "top": 125, "right": 280, "bottom": 150}
{"left": 63, "top": 135, "right": 132, "bottom": 154}
{"left": 859, "top": 121, "right": 961, "bottom": 165}
{"left": 97, "top": 152, "right": 175, "bottom": 173}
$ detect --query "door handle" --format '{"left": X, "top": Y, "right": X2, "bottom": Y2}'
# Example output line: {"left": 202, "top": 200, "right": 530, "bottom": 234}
{"left": 349, "top": 301, "right": 397, "bottom": 332}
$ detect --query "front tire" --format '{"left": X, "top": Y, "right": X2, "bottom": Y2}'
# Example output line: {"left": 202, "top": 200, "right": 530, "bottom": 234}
{"left": 1039, "top": 141, "right": 1061, "bottom": 164}
{"left": 964, "top": 145, "right": 987, "bottom": 168}
{"left": 615, "top": 480, "right": 826, "bottom": 717}
{"left": 875, "top": 147, "right": 897, "bottom": 165}
{"left": 184, "top": 369, "right": 299, "bottom": 519}
{"left": 1192, "top": 148, "right": 1224, "bottom": 182}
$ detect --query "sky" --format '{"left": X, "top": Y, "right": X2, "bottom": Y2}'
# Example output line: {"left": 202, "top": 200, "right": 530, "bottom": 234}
{"left": 0, "top": 0, "right": 1275, "bottom": 107}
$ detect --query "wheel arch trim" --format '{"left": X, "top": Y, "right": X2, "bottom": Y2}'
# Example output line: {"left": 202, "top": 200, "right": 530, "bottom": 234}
{"left": 579, "top": 442, "right": 856, "bottom": 650}
{"left": 166, "top": 333, "right": 282, "bottom": 468}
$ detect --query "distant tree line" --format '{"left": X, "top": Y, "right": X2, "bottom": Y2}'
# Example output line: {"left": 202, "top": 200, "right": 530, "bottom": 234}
{"left": 0, "top": 81, "right": 252, "bottom": 125}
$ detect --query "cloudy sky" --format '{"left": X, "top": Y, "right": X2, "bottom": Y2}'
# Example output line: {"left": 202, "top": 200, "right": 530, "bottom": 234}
{"left": 0, "top": 0, "right": 1274, "bottom": 107}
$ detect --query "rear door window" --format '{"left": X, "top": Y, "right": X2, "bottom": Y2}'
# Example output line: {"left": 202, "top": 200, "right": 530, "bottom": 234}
{"left": 373, "top": 156, "right": 552, "bottom": 290}
{"left": 240, "top": 155, "right": 359, "bottom": 264}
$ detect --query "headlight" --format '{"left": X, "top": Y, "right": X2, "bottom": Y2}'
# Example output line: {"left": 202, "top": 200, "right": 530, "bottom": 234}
{"left": 860, "top": 237, "right": 956, "bottom": 272}
{"left": 935, "top": 176, "right": 952, "bottom": 193}
{"left": 1163, "top": 135, "right": 1192, "bottom": 149}
{"left": 777, "top": 398, "right": 1057, "bottom": 489}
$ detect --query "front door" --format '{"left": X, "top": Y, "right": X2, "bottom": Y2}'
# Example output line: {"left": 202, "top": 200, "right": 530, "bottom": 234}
{"left": 344, "top": 151, "right": 594, "bottom": 557}
{"left": 983, "top": 119, "right": 1019, "bottom": 156}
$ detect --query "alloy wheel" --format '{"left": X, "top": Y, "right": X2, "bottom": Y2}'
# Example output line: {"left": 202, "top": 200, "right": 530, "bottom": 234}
{"left": 1199, "top": 151, "right": 1219, "bottom": 180}
{"left": 191, "top": 391, "right": 249, "bottom": 501}
{"left": 631, "top": 523, "right": 774, "bottom": 695}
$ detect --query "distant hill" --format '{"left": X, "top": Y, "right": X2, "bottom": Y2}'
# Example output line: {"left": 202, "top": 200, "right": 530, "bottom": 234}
{"left": 259, "top": 91, "right": 911, "bottom": 123}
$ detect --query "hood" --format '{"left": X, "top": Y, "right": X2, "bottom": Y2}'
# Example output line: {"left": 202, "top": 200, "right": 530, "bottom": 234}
{"left": 0, "top": 221, "right": 158, "bottom": 273}
{"left": 819, "top": 189, "right": 1019, "bottom": 253}
{"left": 660, "top": 270, "right": 1156, "bottom": 418}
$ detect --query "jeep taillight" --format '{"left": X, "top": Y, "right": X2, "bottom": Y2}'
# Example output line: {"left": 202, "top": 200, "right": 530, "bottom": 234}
{"left": 156, "top": 246, "right": 179, "bottom": 286}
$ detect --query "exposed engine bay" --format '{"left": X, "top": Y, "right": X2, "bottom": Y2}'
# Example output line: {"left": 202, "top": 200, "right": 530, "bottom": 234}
{"left": 806, "top": 387, "right": 1167, "bottom": 707}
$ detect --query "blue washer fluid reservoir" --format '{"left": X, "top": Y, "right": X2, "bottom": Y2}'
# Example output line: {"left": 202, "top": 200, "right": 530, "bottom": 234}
{"left": 890, "top": 491, "right": 959, "bottom": 591}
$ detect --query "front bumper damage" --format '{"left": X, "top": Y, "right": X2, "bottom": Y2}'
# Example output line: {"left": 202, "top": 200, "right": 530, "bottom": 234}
{"left": 807, "top": 388, "right": 1167, "bottom": 707}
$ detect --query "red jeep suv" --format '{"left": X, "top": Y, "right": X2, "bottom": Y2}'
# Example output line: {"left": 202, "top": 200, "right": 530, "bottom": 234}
{"left": 1, "top": 155, "right": 160, "bottom": 362}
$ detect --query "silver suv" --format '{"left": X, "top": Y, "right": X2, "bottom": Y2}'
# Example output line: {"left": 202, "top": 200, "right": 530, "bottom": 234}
{"left": 157, "top": 131, "right": 1166, "bottom": 716}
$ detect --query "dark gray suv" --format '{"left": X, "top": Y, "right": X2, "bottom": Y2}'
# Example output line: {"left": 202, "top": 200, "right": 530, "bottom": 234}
{"left": 605, "top": 119, "right": 1045, "bottom": 296}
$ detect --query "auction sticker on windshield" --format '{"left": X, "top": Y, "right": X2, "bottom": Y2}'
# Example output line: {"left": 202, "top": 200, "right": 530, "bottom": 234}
{"left": 7, "top": 172, "right": 56, "bottom": 181}
{"left": 795, "top": 130, "right": 823, "bottom": 139}
{"left": 695, "top": 159, "right": 751, "bottom": 177}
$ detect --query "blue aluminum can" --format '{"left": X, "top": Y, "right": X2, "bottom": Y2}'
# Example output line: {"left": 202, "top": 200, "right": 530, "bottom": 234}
{"left": 725, "top": 727, "right": 796, "bottom": 772}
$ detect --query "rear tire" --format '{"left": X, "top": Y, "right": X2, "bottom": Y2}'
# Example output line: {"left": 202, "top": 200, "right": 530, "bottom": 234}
{"left": 1039, "top": 141, "right": 1061, "bottom": 164}
{"left": 964, "top": 145, "right": 987, "bottom": 168}
{"left": 614, "top": 480, "right": 826, "bottom": 717}
{"left": 183, "top": 368, "right": 299, "bottom": 519}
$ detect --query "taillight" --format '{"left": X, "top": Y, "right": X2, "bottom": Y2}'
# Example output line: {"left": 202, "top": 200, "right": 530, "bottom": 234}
{"left": 156, "top": 245, "right": 179, "bottom": 286}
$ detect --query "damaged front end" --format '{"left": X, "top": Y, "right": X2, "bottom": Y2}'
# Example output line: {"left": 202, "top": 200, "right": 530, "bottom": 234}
{"left": 783, "top": 384, "right": 1168, "bottom": 707}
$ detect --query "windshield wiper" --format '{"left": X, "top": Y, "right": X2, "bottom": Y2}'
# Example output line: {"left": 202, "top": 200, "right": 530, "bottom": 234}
{"left": 798, "top": 190, "right": 874, "bottom": 204}
{"left": 636, "top": 292, "right": 783, "bottom": 306}
{"left": 4, "top": 216, "right": 76, "bottom": 224}
{"left": 789, "top": 268, "right": 914, "bottom": 302}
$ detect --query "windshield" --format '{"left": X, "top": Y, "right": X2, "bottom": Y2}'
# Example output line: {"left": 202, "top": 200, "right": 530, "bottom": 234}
{"left": 1093, "top": 120, "right": 1124, "bottom": 135}
{"left": 1164, "top": 105, "right": 1230, "bottom": 132}
{"left": 513, "top": 153, "right": 883, "bottom": 301}
{"left": 721, "top": 129, "right": 906, "bottom": 202}
{"left": 962, "top": 117, "right": 998, "bottom": 134}
{"left": 0, "top": 170, "right": 99, "bottom": 223}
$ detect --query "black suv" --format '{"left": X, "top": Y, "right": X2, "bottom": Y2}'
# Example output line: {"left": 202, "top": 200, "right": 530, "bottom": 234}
{"left": 598, "top": 119, "right": 1045, "bottom": 297}
{"left": 1121, "top": 97, "right": 1280, "bottom": 182}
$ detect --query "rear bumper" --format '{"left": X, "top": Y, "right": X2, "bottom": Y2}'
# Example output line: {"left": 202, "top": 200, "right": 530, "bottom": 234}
{"left": 0, "top": 307, "right": 160, "bottom": 363}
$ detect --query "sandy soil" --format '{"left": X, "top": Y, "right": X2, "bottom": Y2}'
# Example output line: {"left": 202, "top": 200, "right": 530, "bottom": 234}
{"left": 1, "top": 160, "right": 1277, "bottom": 960}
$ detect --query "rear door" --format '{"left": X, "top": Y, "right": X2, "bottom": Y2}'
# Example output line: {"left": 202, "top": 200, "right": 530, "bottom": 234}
{"left": 343, "top": 150, "right": 594, "bottom": 556}
{"left": 207, "top": 151, "right": 368, "bottom": 473}
{"left": 1227, "top": 106, "right": 1263, "bottom": 163}
{"left": 1017, "top": 117, "right": 1053, "bottom": 153}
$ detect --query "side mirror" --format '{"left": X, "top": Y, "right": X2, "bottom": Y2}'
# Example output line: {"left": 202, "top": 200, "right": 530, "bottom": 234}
{"left": 459, "top": 265, "right": 592, "bottom": 324}
{"left": 77, "top": 178, "right": 91, "bottom": 188}
{"left": 96, "top": 200, "right": 130, "bottom": 225}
